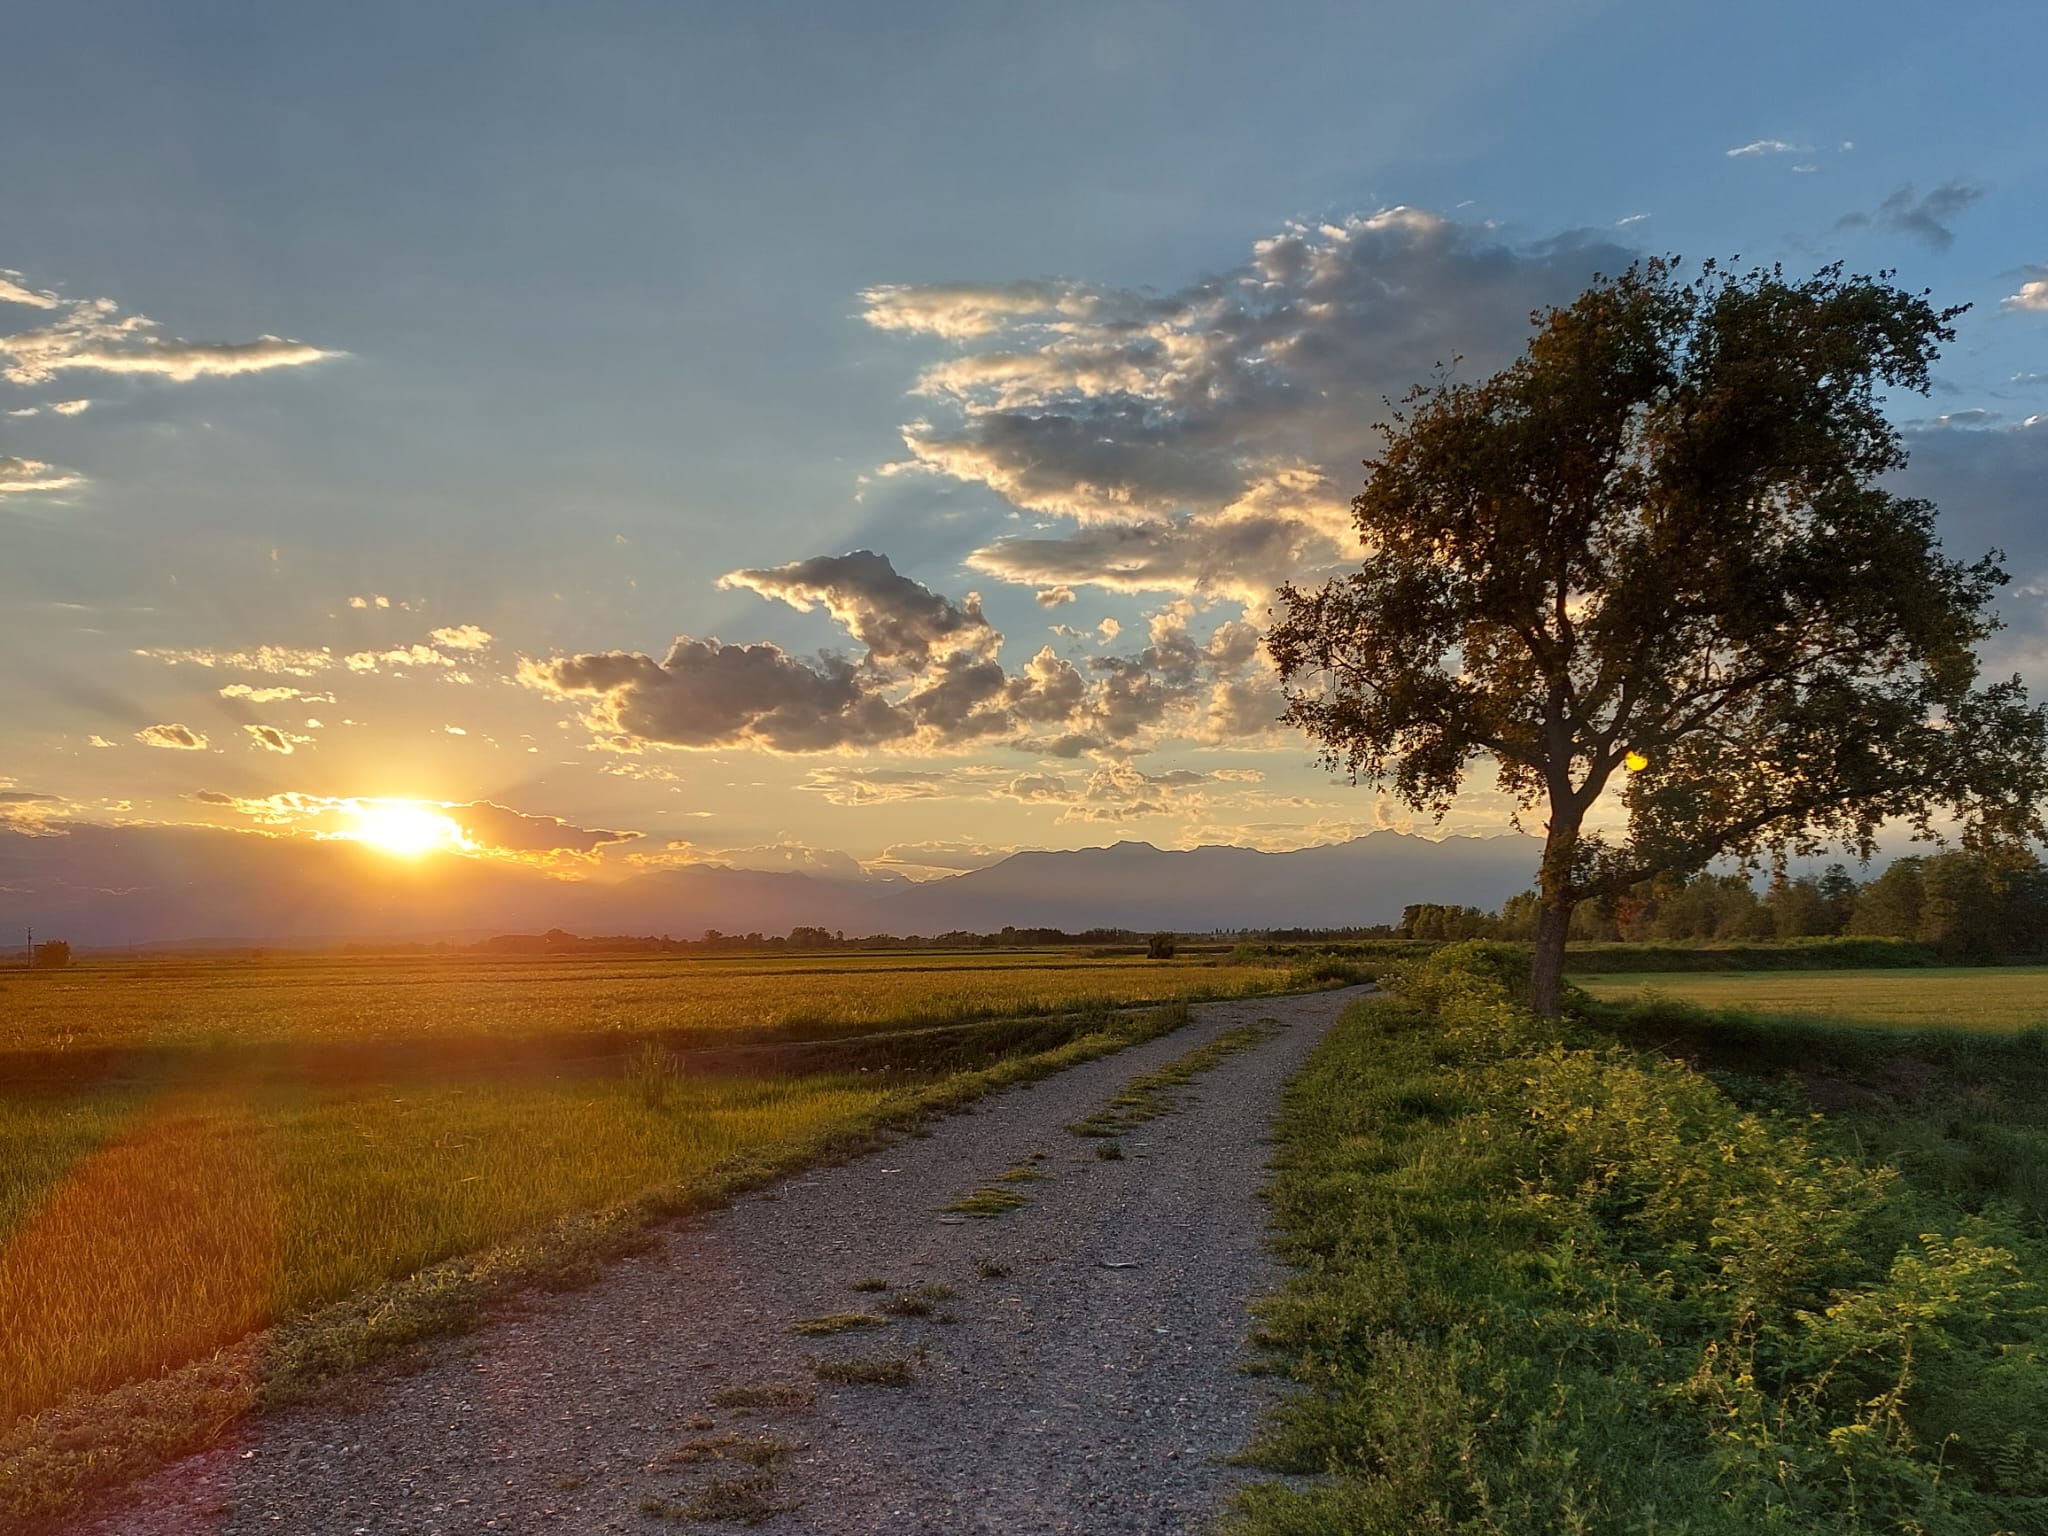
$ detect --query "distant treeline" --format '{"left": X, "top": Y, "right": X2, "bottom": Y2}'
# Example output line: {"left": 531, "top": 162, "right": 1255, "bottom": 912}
{"left": 1402, "top": 850, "right": 2048, "bottom": 962}
{"left": 469, "top": 923, "right": 1392, "bottom": 956}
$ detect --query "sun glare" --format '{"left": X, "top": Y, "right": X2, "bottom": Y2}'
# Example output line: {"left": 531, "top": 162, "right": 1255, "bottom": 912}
{"left": 349, "top": 802, "right": 464, "bottom": 858}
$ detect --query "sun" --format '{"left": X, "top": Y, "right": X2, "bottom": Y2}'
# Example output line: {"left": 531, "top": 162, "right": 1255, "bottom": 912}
{"left": 348, "top": 801, "right": 465, "bottom": 858}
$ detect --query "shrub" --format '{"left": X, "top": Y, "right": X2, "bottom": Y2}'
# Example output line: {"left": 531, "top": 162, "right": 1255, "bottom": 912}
{"left": 1146, "top": 932, "right": 1177, "bottom": 959}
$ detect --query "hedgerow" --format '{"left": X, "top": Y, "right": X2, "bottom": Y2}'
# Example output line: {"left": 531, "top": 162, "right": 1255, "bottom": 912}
{"left": 1230, "top": 941, "right": 2048, "bottom": 1535}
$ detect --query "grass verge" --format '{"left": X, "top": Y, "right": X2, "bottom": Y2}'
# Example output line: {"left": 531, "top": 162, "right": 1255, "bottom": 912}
{"left": 0, "top": 1000, "right": 1194, "bottom": 1530}
{"left": 1067, "top": 1022, "right": 1271, "bottom": 1138}
{"left": 1228, "top": 942, "right": 2048, "bottom": 1535}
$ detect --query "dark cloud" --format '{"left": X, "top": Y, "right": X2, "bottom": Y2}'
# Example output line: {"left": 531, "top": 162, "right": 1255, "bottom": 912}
{"left": 720, "top": 549, "right": 995, "bottom": 669}
{"left": 444, "top": 801, "right": 638, "bottom": 856}
{"left": 1898, "top": 418, "right": 2048, "bottom": 676}
{"left": 522, "top": 638, "right": 916, "bottom": 753}
{"left": 868, "top": 209, "right": 1638, "bottom": 604}
{"left": 1837, "top": 182, "right": 1983, "bottom": 250}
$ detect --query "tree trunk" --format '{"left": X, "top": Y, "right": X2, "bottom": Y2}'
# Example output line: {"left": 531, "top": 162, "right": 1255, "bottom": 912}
{"left": 1531, "top": 897, "right": 1574, "bottom": 1021}
{"left": 1530, "top": 814, "right": 1582, "bottom": 1023}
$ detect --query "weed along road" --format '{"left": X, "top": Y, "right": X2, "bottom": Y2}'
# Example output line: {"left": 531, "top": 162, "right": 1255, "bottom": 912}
{"left": 71, "top": 987, "right": 1366, "bottom": 1535}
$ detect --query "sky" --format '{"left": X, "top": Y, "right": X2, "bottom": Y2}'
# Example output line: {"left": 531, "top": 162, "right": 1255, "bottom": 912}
{"left": 3, "top": 0, "right": 2045, "bottom": 896}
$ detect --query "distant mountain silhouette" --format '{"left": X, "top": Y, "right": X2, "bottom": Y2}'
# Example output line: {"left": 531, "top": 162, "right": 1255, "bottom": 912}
{"left": 0, "top": 822, "right": 1543, "bottom": 948}
{"left": 876, "top": 834, "right": 1542, "bottom": 933}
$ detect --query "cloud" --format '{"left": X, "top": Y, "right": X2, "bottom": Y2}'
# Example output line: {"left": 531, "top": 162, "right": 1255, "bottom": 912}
{"left": 859, "top": 279, "right": 1102, "bottom": 340}
{"left": 443, "top": 801, "right": 637, "bottom": 856}
{"left": 140, "top": 644, "right": 335, "bottom": 677}
{"left": 1895, "top": 416, "right": 2048, "bottom": 675}
{"left": 428, "top": 624, "right": 493, "bottom": 651}
{"left": 720, "top": 550, "right": 995, "bottom": 669}
{"left": 1837, "top": 181, "right": 1984, "bottom": 250}
{"left": 2004, "top": 268, "right": 2048, "bottom": 314}
{"left": 0, "top": 789, "right": 66, "bottom": 833}
{"left": 1726, "top": 139, "right": 1809, "bottom": 157}
{"left": 866, "top": 208, "right": 1634, "bottom": 607}
{"left": 0, "top": 277, "right": 338, "bottom": 386}
{"left": 243, "top": 723, "right": 300, "bottom": 754}
{"left": 135, "top": 723, "right": 207, "bottom": 750}
{"left": 0, "top": 273, "right": 62, "bottom": 309}
{"left": 638, "top": 837, "right": 872, "bottom": 881}
{"left": 869, "top": 840, "right": 1014, "bottom": 876}
{"left": 1035, "top": 585, "right": 1076, "bottom": 608}
{"left": 218, "top": 683, "right": 332, "bottom": 704}
{"left": 798, "top": 766, "right": 952, "bottom": 805}
{"left": 50, "top": 398, "right": 90, "bottom": 415}
{"left": 344, "top": 643, "right": 458, "bottom": 672}
{"left": 0, "top": 455, "right": 84, "bottom": 499}
{"left": 520, "top": 638, "right": 915, "bottom": 752}
{"left": 194, "top": 790, "right": 635, "bottom": 859}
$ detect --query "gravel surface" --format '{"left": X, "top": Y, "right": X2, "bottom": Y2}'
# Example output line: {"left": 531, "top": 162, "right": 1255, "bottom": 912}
{"left": 73, "top": 986, "right": 1363, "bottom": 1535}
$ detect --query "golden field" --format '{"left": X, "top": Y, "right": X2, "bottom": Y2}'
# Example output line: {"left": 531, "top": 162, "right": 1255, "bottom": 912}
{"left": 0, "top": 947, "right": 1284, "bottom": 1431}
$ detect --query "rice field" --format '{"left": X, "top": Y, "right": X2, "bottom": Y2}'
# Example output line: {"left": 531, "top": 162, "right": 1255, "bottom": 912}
{"left": 0, "top": 947, "right": 1284, "bottom": 1433}
{"left": 0, "top": 948, "right": 1264, "bottom": 1054}
{"left": 1575, "top": 965, "right": 2048, "bottom": 1033}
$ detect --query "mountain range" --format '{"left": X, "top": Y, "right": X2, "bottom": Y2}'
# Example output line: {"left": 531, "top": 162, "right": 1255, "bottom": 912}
{"left": 0, "top": 821, "right": 1546, "bottom": 948}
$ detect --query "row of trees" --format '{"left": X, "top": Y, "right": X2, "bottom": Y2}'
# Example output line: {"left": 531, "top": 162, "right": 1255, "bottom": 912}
{"left": 1401, "top": 851, "right": 2048, "bottom": 960}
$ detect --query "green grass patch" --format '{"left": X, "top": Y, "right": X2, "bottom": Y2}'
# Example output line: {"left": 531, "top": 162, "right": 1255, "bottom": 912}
{"left": 788, "top": 1312, "right": 885, "bottom": 1337}
{"left": 941, "top": 1187, "right": 1030, "bottom": 1217}
{"left": 880, "top": 1284, "right": 957, "bottom": 1319}
{"left": 1229, "top": 942, "right": 2048, "bottom": 1535}
{"left": 706, "top": 1382, "right": 814, "bottom": 1416}
{"left": 653, "top": 1432, "right": 800, "bottom": 1469}
{"left": 812, "top": 1354, "right": 914, "bottom": 1387}
{"left": 643, "top": 1470, "right": 799, "bottom": 1524}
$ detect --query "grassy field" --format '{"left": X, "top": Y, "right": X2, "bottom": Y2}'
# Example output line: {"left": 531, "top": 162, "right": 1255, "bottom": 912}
{"left": 1230, "top": 946, "right": 2048, "bottom": 1535}
{"left": 1577, "top": 964, "right": 2048, "bottom": 1032}
{"left": 0, "top": 948, "right": 1264, "bottom": 1055}
{"left": 0, "top": 946, "right": 1288, "bottom": 1455}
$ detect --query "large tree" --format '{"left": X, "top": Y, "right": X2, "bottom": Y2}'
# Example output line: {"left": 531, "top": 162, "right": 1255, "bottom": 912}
{"left": 1268, "top": 259, "right": 2048, "bottom": 1018}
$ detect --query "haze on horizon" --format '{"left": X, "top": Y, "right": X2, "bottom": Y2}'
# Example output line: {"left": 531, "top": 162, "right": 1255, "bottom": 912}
{"left": 4, "top": 0, "right": 2045, "bottom": 927}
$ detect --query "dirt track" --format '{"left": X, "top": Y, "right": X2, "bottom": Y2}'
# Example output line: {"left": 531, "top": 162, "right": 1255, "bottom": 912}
{"left": 76, "top": 986, "right": 1363, "bottom": 1535}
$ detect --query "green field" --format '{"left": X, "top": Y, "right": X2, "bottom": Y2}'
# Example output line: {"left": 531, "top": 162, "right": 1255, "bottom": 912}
{"left": 0, "top": 946, "right": 1292, "bottom": 1480}
{"left": 1576, "top": 964, "right": 2048, "bottom": 1032}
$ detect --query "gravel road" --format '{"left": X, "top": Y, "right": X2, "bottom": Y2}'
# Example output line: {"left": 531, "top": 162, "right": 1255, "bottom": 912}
{"left": 74, "top": 986, "right": 1363, "bottom": 1535}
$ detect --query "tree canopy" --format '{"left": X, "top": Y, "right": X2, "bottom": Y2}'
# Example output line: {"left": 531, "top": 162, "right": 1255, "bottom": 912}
{"left": 1268, "top": 258, "right": 2048, "bottom": 1015}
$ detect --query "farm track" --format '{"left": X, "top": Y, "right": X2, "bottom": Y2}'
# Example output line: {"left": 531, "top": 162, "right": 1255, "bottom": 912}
{"left": 68, "top": 986, "right": 1365, "bottom": 1535}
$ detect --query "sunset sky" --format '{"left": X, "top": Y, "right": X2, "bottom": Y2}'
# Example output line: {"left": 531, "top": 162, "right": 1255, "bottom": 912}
{"left": 4, "top": 0, "right": 2045, "bottom": 892}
